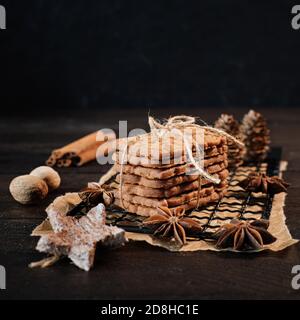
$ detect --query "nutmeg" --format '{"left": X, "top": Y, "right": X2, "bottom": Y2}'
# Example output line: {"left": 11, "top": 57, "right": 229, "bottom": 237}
{"left": 9, "top": 175, "right": 48, "bottom": 204}
{"left": 30, "top": 166, "right": 61, "bottom": 191}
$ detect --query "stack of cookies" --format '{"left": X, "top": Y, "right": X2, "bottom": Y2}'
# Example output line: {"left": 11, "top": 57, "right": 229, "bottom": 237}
{"left": 106, "top": 128, "right": 229, "bottom": 217}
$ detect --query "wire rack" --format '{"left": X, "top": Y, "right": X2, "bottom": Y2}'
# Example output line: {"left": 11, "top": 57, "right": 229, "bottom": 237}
{"left": 106, "top": 147, "right": 282, "bottom": 241}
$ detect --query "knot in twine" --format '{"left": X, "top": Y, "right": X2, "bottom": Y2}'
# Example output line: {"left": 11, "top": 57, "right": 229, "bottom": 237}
{"left": 118, "top": 115, "right": 244, "bottom": 210}
{"left": 148, "top": 115, "right": 196, "bottom": 131}
{"left": 148, "top": 115, "right": 244, "bottom": 183}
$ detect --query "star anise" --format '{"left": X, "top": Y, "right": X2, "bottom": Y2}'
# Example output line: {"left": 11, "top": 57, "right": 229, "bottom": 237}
{"left": 214, "top": 219, "right": 276, "bottom": 251}
{"left": 143, "top": 206, "right": 203, "bottom": 246}
{"left": 79, "top": 182, "right": 114, "bottom": 206}
{"left": 239, "top": 172, "right": 289, "bottom": 195}
{"left": 67, "top": 182, "right": 114, "bottom": 217}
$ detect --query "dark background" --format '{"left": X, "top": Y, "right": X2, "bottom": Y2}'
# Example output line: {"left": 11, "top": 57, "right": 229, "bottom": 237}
{"left": 1, "top": 1, "right": 300, "bottom": 300}
{"left": 1, "top": 0, "right": 300, "bottom": 112}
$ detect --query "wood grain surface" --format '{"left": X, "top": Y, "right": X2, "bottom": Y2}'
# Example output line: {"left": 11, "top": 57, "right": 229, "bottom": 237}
{"left": 0, "top": 106, "right": 300, "bottom": 300}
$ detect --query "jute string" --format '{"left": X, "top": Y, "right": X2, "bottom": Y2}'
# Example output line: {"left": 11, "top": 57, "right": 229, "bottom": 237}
{"left": 118, "top": 115, "right": 244, "bottom": 210}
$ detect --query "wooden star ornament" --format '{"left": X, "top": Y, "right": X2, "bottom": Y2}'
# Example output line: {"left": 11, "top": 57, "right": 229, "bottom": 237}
{"left": 31, "top": 204, "right": 125, "bottom": 271}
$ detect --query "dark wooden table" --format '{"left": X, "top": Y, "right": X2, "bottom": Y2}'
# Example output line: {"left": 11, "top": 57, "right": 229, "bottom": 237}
{"left": 1, "top": 107, "right": 300, "bottom": 300}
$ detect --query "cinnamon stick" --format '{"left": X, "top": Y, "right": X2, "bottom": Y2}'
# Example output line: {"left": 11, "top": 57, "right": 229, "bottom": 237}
{"left": 46, "top": 130, "right": 116, "bottom": 167}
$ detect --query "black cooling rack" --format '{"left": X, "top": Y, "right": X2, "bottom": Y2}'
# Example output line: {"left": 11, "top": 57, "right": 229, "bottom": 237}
{"left": 106, "top": 147, "right": 282, "bottom": 241}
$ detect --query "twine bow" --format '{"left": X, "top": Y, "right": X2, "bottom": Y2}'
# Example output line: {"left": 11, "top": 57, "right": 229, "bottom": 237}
{"left": 148, "top": 115, "right": 243, "bottom": 147}
{"left": 148, "top": 115, "right": 243, "bottom": 182}
{"left": 118, "top": 115, "right": 244, "bottom": 210}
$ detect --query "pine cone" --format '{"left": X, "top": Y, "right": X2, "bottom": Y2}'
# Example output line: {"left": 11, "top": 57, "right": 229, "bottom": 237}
{"left": 214, "top": 114, "right": 245, "bottom": 168}
{"left": 240, "top": 110, "right": 270, "bottom": 162}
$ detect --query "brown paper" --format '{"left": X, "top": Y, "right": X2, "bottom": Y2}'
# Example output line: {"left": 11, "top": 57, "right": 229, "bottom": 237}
{"left": 125, "top": 161, "right": 298, "bottom": 252}
{"left": 31, "top": 193, "right": 82, "bottom": 236}
{"left": 32, "top": 161, "right": 298, "bottom": 253}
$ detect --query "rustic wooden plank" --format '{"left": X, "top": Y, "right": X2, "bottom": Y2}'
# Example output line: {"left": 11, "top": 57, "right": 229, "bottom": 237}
{"left": 0, "top": 218, "right": 299, "bottom": 300}
{"left": 1, "top": 235, "right": 300, "bottom": 299}
{"left": 1, "top": 107, "right": 300, "bottom": 300}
